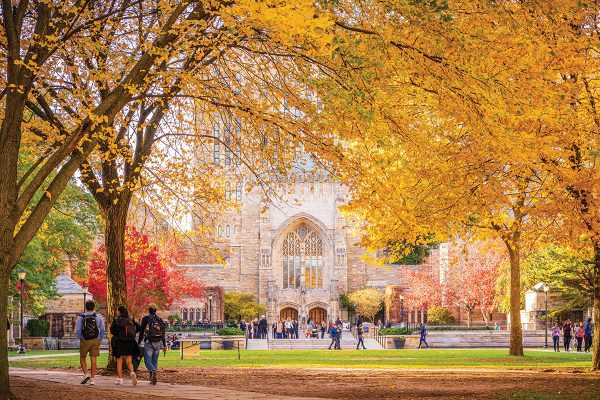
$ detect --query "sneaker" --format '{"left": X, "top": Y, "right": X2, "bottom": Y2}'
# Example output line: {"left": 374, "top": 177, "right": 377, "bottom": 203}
{"left": 151, "top": 371, "right": 157, "bottom": 385}
{"left": 115, "top": 378, "right": 123, "bottom": 385}
{"left": 130, "top": 371, "right": 138, "bottom": 386}
{"left": 81, "top": 375, "right": 90, "bottom": 385}
{"left": 89, "top": 379, "right": 95, "bottom": 386}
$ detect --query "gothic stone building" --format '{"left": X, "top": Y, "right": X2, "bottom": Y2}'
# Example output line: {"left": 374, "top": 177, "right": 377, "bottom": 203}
{"left": 176, "top": 179, "right": 412, "bottom": 324}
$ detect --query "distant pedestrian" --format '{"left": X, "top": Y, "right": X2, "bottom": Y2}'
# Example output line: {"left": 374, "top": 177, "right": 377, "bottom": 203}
{"left": 356, "top": 323, "right": 366, "bottom": 350}
{"left": 259, "top": 315, "right": 268, "bottom": 339}
{"left": 335, "top": 324, "right": 342, "bottom": 349}
{"left": 551, "top": 322, "right": 561, "bottom": 352}
{"left": 418, "top": 324, "right": 429, "bottom": 349}
{"left": 76, "top": 300, "right": 105, "bottom": 386}
{"left": 320, "top": 321, "right": 326, "bottom": 339}
{"left": 494, "top": 322, "right": 500, "bottom": 331}
{"left": 138, "top": 303, "right": 166, "bottom": 385}
{"left": 328, "top": 324, "right": 337, "bottom": 350}
{"left": 584, "top": 318, "right": 593, "bottom": 353}
{"left": 575, "top": 322, "right": 584, "bottom": 352}
{"left": 110, "top": 305, "right": 140, "bottom": 386}
{"left": 563, "top": 319, "right": 572, "bottom": 352}
{"left": 294, "top": 320, "right": 299, "bottom": 339}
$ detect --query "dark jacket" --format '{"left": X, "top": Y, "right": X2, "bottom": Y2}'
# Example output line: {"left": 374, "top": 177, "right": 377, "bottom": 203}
{"left": 138, "top": 314, "right": 166, "bottom": 346}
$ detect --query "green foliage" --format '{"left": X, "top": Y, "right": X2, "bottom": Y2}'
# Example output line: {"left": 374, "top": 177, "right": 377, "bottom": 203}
{"left": 426, "top": 307, "right": 455, "bottom": 324}
{"left": 379, "top": 328, "right": 413, "bottom": 335}
{"left": 9, "top": 180, "right": 101, "bottom": 316}
{"left": 26, "top": 319, "right": 50, "bottom": 337}
{"left": 167, "top": 314, "right": 181, "bottom": 324}
{"left": 216, "top": 327, "right": 245, "bottom": 336}
{"left": 224, "top": 292, "right": 266, "bottom": 321}
{"left": 389, "top": 237, "right": 436, "bottom": 265}
{"left": 524, "top": 246, "right": 594, "bottom": 313}
{"left": 339, "top": 293, "right": 356, "bottom": 312}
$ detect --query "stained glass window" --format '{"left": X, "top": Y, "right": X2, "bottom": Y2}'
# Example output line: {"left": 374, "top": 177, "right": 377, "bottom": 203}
{"left": 282, "top": 224, "right": 323, "bottom": 289}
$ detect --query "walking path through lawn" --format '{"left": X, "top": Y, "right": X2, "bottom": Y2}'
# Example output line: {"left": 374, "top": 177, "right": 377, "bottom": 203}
{"left": 8, "top": 352, "right": 79, "bottom": 361}
{"left": 9, "top": 368, "right": 323, "bottom": 400}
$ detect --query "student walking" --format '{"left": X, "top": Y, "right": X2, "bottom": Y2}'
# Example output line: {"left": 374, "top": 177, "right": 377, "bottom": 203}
{"left": 335, "top": 324, "right": 342, "bottom": 349}
{"left": 563, "top": 319, "right": 572, "bottom": 352}
{"left": 76, "top": 300, "right": 105, "bottom": 385}
{"left": 584, "top": 318, "right": 593, "bottom": 353}
{"left": 575, "top": 322, "right": 585, "bottom": 352}
{"left": 356, "top": 323, "right": 366, "bottom": 350}
{"left": 418, "top": 324, "right": 429, "bottom": 349}
{"left": 110, "top": 305, "right": 140, "bottom": 386}
{"left": 320, "top": 321, "right": 326, "bottom": 339}
{"left": 138, "top": 303, "right": 166, "bottom": 385}
{"left": 328, "top": 324, "right": 337, "bottom": 350}
{"left": 551, "top": 323, "right": 561, "bottom": 352}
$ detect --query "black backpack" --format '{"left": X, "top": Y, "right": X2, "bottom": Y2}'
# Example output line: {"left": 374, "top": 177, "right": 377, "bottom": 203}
{"left": 81, "top": 313, "right": 99, "bottom": 340}
{"left": 145, "top": 315, "right": 164, "bottom": 341}
{"left": 117, "top": 317, "right": 136, "bottom": 341}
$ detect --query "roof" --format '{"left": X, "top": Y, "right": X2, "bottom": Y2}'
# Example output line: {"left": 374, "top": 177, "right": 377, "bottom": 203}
{"left": 55, "top": 273, "right": 92, "bottom": 296}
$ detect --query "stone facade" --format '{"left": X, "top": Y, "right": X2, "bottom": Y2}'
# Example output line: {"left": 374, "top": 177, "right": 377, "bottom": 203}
{"left": 177, "top": 179, "right": 413, "bottom": 324}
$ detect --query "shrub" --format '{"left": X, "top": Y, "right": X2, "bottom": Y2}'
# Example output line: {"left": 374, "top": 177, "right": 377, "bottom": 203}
{"left": 379, "top": 328, "right": 413, "bottom": 335}
{"left": 216, "top": 327, "right": 244, "bottom": 336}
{"left": 426, "top": 307, "right": 455, "bottom": 324}
{"left": 26, "top": 319, "right": 50, "bottom": 337}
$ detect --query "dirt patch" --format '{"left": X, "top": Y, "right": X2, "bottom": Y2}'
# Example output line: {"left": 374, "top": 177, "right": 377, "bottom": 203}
{"left": 39, "top": 366, "right": 600, "bottom": 399}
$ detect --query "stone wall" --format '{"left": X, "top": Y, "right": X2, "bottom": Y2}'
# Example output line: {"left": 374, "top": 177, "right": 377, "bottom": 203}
{"left": 383, "top": 330, "right": 548, "bottom": 349}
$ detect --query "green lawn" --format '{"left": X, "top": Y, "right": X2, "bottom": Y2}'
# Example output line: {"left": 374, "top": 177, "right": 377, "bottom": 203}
{"left": 8, "top": 350, "right": 75, "bottom": 357}
{"left": 7, "top": 349, "right": 593, "bottom": 370}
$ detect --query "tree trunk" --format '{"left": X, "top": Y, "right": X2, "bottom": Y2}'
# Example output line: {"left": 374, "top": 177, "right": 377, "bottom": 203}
{"left": 103, "top": 205, "right": 129, "bottom": 368}
{"left": 592, "top": 242, "right": 600, "bottom": 371}
{"left": 466, "top": 307, "right": 473, "bottom": 328}
{"left": 507, "top": 246, "right": 524, "bottom": 356}
{"left": 0, "top": 266, "right": 15, "bottom": 400}
{"left": 480, "top": 307, "right": 489, "bottom": 327}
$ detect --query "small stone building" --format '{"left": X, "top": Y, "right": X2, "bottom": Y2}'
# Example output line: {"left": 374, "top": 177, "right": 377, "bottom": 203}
{"left": 42, "top": 273, "right": 93, "bottom": 338}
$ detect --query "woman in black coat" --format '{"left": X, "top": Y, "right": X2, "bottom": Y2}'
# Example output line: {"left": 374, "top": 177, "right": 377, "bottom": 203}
{"left": 110, "top": 305, "right": 140, "bottom": 385}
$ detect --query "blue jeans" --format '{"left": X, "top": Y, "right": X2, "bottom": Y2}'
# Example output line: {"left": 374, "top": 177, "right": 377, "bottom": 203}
{"left": 144, "top": 340, "right": 162, "bottom": 373}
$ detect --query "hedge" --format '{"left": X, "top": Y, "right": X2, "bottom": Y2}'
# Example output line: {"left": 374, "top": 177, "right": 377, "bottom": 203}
{"left": 26, "top": 319, "right": 50, "bottom": 337}
{"left": 216, "top": 327, "right": 245, "bottom": 336}
{"left": 378, "top": 328, "right": 413, "bottom": 335}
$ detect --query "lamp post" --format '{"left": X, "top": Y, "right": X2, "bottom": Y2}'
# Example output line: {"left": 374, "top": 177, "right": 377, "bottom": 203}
{"left": 17, "top": 268, "right": 26, "bottom": 354}
{"left": 208, "top": 293, "right": 213, "bottom": 323}
{"left": 82, "top": 285, "right": 89, "bottom": 312}
{"left": 543, "top": 283, "right": 550, "bottom": 349}
{"left": 399, "top": 294, "right": 404, "bottom": 329}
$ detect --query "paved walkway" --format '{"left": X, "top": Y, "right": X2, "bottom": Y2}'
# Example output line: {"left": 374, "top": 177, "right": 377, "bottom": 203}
{"left": 8, "top": 352, "right": 79, "bottom": 361}
{"left": 9, "top": 368, "right": 324, "bottom": 400}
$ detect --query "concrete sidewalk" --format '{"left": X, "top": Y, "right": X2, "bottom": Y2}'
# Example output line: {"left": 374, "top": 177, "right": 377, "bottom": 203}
{"left": 10, "top": 368, "right": 325, "bottom": 400}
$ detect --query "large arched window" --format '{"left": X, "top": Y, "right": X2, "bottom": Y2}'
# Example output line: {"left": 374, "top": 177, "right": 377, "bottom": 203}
{"left": 281, "top": 224, "right": 323, "bottom": 289}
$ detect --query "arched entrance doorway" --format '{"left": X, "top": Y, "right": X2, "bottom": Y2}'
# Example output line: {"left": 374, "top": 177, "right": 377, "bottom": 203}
{"left": 309, "top": 307, "right": 327, "bottom": 324}
{"left": 280, "top": 307, "right": 298, "bottom": 321}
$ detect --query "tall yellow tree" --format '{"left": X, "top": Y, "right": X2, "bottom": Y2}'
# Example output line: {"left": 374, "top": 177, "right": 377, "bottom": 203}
{"left": 313, "top": 0, "right": 588, "bottom": 357}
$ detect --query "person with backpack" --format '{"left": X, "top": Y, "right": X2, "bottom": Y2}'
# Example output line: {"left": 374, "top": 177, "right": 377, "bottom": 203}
{"left": 110, "top": 305, "right": 140, "bottom": 386}
{"left": 76, "top": 300, "right": 105, "bottom": 385}
{"left": 138, "top": 303, "right": 166, "bottom": 385}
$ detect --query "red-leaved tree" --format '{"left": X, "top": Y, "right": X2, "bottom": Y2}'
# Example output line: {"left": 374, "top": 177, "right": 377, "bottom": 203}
{"left": 446, "top": 242, "right": 504, "bottom": 327}
{"left": 404, "top": 241, "right": 504, "bottom": 327}
{"left": 87, "top": 227, "right": 203, "bottom": 319}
